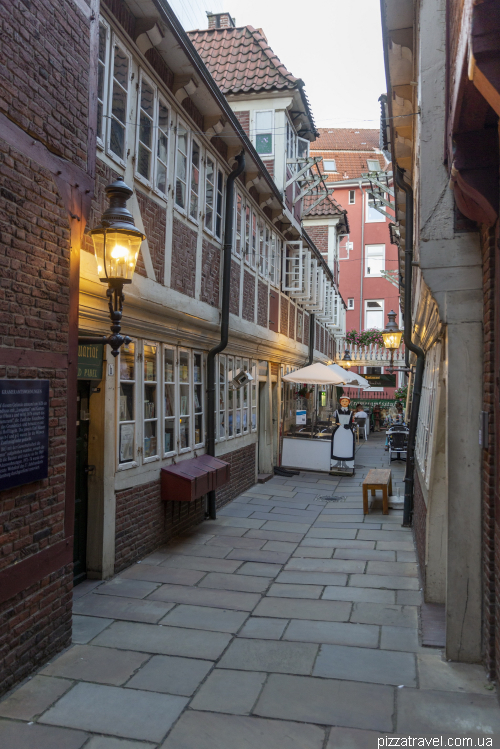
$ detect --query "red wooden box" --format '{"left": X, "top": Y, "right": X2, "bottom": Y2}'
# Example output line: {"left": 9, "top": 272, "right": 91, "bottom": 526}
{"left": 160, "top": 455, "right": 230, "bottom": 502}
{"left": 195, "top": 454, "right": 231, "bottom": 487}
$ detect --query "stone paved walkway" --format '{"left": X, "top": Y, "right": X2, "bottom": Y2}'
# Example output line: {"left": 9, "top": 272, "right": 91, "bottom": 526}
{"left": 1, "top": 434, "right": 499, "bottom": 748}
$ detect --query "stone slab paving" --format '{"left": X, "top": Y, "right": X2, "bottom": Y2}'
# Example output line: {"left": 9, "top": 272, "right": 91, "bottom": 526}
{"left": 1, "top": 434, "right": 498, "bottom": 746}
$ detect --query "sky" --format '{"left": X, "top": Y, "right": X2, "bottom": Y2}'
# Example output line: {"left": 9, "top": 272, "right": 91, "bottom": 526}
{"left": 168, "top": 0, "right": 387, "bottom": 130}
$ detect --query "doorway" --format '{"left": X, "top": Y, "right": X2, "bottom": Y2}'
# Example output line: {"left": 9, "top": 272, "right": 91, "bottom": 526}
{"left": 74, "top": 381, "right": 90, "bottom": 584}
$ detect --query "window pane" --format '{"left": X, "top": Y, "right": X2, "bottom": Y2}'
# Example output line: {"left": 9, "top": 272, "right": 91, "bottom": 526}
{"left": 180, "top": 417, "right": 190, "bottom": 449}
{"left": 144, "top": 344, "right": 157, "bottom": 381}
{"left": 119, "top": 340, "right": 135, "bottom": 464}
{"left": 256, "top": 133, "right": 272, "bottom": 154}
{"left": 256, "top": 111, "right": 272, "bottom": 130}
{"left": 120, "top": 342, "right": 135, "bottom": 380}
{"left": 215, "top": 170, "right": 223, "bottom": 238}
{"left": 137, "top": 144, "right": 150, "bottom": 180}
{"left": 179, "top": 352, "right": 189, "bottom": 383}
{"left": 190, "top": 141, "right": 200, "bottom": 220}
{"left": 139, "top": 111, "right": 152, "bottom": 149}
{"left": 140, "top": 81, "right": 154, "bottom": 118}
{"left": 164, "top": 419, "right": 175, "bottom": 454}
{"left": 110, "top": 119, "right": 125, "bottom": 159}
{"left": 194, "top": 353, "right": 202, "bottom": 384}
{"left": 195, "top": 414, "right": 203, "bottom": 445}
{"left": 157, "top": 161, "right": 166, "bottom": 194}
{"left": 180, "top": 385, "right": 189, "bottom": 415}
{"left": 144, "top": 419, "right": 157, "bottom": 459}
{"left": 165, "top": 384, "right": 175, "bottom": 417}
{"left": 119, "top": 383, "right": 134, "bottom": 421}
{"left": 113, "top": 46, "right": 128, "bottom": 87}
{"left": 205, "top": 158, "right": 214, "bottom": 231}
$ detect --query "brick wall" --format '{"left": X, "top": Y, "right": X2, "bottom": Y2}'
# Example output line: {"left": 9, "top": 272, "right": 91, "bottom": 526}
{"left": 289, "top": 303, "right": 295, "bottom": 340}
{"left": 480, "top": 223, "right": 497, "bottom": 678}
{"left": 115, "top": 481, "right": 206, "bottom": 573}
{"left": 306, "top": 225, "right": 328, "bottom": 254}
{"left": 215, "top": 443, "right": 257, "bottom": 508}
{"left": 171, "top": 217, "right": 197, "bottom": 297}
{"left": 136, "top": 191, "right": 166, "bottom": 284}
{"left": 0, "top": 0, "right": 91, "bottom": 696}
{"left": 234, "top": 111, "right": 250, "bottom": 137}
{"left": 0, "top": 564, "right": 73, "bottom": 697}
{"left": 230, "top": 260, "right": 240, "bottom": 315}
{"left": 242, "top": 270, "right": 255, "bottom": 322}
{"left": 413, "top": 470, "right": 427, "bottom": 588}
{"left": 262, "top": 159, "right": 274, "bottom": 177}
{"left": 257, "top": 280, "right": 268, "bottom": 328}
{"left": 280, "top": 296, "right": 289, "bottom": 336}
{"left": 296, "top": 310, "right": 303, "bottom": 343}
{"left": 200, "top": 238, "right": 220, "bottom": 307}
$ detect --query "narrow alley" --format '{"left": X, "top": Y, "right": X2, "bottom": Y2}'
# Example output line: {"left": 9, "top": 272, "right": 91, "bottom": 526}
{"left": 1, "top": 435, "right": 498, "bottom": 746}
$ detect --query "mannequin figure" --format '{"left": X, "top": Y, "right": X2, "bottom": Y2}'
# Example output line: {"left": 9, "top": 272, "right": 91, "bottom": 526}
{"left": 331, "top": 396, "right": 355, "bottom": 472}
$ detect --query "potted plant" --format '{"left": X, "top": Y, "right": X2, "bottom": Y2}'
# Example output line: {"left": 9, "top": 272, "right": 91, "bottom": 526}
{"left": 297, "top": 385, "right": 313, "bottom": 399}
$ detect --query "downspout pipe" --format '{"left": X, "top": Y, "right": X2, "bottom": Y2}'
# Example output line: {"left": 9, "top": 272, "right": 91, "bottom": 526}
{"left": 395, "top": 166, "right": 425, "bottom": 527}
{"left": 206, "top": 151, "right": 245, "bottom": 520}
{"left": 308, "top": 313, "right": 315, "bottom": 365}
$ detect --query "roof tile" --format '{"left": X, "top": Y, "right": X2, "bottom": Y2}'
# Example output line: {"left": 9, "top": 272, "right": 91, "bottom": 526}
{"left": 313, "top": 128, "right": 381, "bottom": 151}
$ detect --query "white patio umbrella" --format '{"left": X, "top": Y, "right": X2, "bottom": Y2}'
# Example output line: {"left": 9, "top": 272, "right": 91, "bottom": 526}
{"left": 282, "top": 362, "right": 346, "bottom": 385}
{"left": 327, "top": 363, "right": 370, "bottom": 389}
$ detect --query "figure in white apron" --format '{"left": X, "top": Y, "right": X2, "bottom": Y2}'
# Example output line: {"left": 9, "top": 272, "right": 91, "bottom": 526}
{"left": 331, "top": 396, "right": 355, "bottom": 470}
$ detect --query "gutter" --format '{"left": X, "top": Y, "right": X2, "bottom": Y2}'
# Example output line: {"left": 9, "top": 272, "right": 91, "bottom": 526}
{"left": 395, "top": 166, "right": 425, "bottom": 528}
{"left": 206, "top": 151, "right": 246, "bottom": 520}
{"left": 308, "top": 314, "right": 315, "bottom": 365}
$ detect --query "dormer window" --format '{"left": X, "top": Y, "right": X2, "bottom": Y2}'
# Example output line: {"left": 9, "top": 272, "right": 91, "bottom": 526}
{"left": 255, "top": 110, "right": 273, "bottom": 155}
{"left": 323, "top": 160, "right": 337, "bottom": 172}
{"left": 367, "top": 159, "right": 380, "bottom": 171}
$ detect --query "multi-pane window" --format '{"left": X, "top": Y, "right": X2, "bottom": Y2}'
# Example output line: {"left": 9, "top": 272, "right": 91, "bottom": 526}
{"left": 259, "top": 221, "right": 266, "bottom": 276}
{"left": 143, "top": 343, "right": 158, "bottom": 460}
{"left": 205, "top": 157, "right": 215, "bottom": 233}
{"left": 235, "top": 194, "right": 243, "bottom": 256}
{"left": 215, "top": 169, "right": 224, "bottom": 239}
{"left": 255, "top": 110, "right": 273, "bottom": 155}
{"left": 218, "top": 355, "right": 226, "bottom": 440}
{"left": 193, "top": 352, "right": 204, "bottom": 446}
{"left": 179, "top": 350, "right": 190, "bottom": 451}
{"left": 137, "top": 76, "right": 155, "bottom": 182}
{"left": 216, "top": 356, "right": 257, "bottom": 442}
{"left": 251, "top": 362, "right": 257, "bottom": 429}
{"left": 367, "top": 159, "right": 381, "bottom": 172}
{"left": 244, "top": 205, "right": 251, "bottom": 263}
{"left": 109, "top": 41, "right": 130, "bottom": 161}
{"left": 347, "top": 298, "right": 355, "bottom": 309}
{"left": 286, "top": 119, "right": 296, "bottom": 160}
{"left": 349, "top": 190, "right": 356, "bottom": 204}
{"left": 365, "top": 244, "right": 385, "bottom": 277}
{"left": 242, "top": 359, "right": 249, "bottom": 433}
{"left": 175, "top": 124, "right": 188, "bottom": 210}
{"left": 366, "top": 192, "right": 385, "bottom": 222}
{"left": 235, "top": 357, "right": 242, "bottom": 435}
{"left": 118, "top": 341, "right": 136, "bottom": 465}
{"left": 156, "top": 99, "right": 169, "bottom": 195}
{"left": 297, "top": 138, "right": 309, "bottom": 160}
{"left": 164, "top": 347, "right": 176, "bottom": 455}
{"left": 227, "top": 356, "right": 234, "bottom": 437}
{"left": 97, "top": 21, "right": 110, "bottom": 144}
{"left": 251, "top": 213, "right": 257, "bottom": 268}
{"left": 190, "top": 140, "right": 200, "bottom": 221}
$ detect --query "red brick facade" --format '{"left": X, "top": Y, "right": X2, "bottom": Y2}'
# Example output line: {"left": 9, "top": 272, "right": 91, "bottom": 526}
{"left": 171, "top": 217, "right": 197, "bottom": 297}
{"left": 136, "top": 191, "right": 167, "bottom": 285}
{"left": 280, "top": 296, "right": 289, "bottom": 336}
{"left": 289, "top": 303, "right": 295, "bottom": 340}
{"left": 0, "top": 0, "right": 92, "bottom": 696}
{"left": 234, "top": 110, "right": 250, "bottom": 136}
{"left": 306, "top": 225, "right": 328, "bottom": 255}
{"left": 242, "top": 269, "right": 255, "bottom": 322}
{"left": 215, "top": 444, "right": 257, "bottom": 508}
{"left": 200, "top": 238, "right": 221, "bottom": 307}
{"left": 230, "top": 259, "right": 241, "bottom": 315}
{"left": 257, "top": 280, "right": 268, "bottom": 328}
{"left": 114, "top": 481, "right": 206, "bottom": 574}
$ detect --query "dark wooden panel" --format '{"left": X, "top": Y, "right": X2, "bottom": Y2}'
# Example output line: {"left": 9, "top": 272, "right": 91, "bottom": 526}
{"left": 0, "top": 538, "right": 73, "bottom": 604}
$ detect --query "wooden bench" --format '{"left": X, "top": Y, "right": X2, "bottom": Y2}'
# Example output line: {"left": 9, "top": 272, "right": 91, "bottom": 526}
{"left": 363, "top": 469, "right": 392, "bottom": 515}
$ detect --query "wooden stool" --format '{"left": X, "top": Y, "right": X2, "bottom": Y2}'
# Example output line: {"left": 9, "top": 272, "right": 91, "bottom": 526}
{"left": 363, "top": 469, "right": 392, "bottom": 515}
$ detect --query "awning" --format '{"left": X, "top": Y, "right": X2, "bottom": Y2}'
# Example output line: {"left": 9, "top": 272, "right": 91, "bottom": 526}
{"left": 327, "top": 363, "right": 370, "bottom": 389}
{"left": 282, "top": 362, "right": 346, "bottom": 385}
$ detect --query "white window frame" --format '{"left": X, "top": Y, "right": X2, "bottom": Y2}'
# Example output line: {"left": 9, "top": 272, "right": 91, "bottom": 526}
{"left": 214, "top": 167, "right": 224, "bottom": 240}
{"left": 282, "top": 241, "right": 305, "bottom": 294}
{"left": 135, "top": 70, "right": 157, "bottom": 188}
{"left": 365, "top": 244, "right": 385, "bottom": 277}
{"left": 347, "top": 297, "right": 355, "bottom": 310}
{"left": 117, "top": 340, "right": 138, "bottom": 470}
{"left": 366, "top": 192, "right": 386, "bottom": 223}
{"left": 297, "top": 137, "right": 310, "bottom": 161}
{"left": 193, "top": 351, "right": 204, "bottom": 448}
{"left": 163, "top": 345, "right": 177, "bottom": 458}
{"left": 142, "top": 341, "right": 159, "bottom": 463}
{"left": 155, "top": 95, "right": 170, "bottom": 198}
{"left": 323, "top": 159, "right": 337, "bottom": 172}
{"left": 174, "top": 119, "right": 189, "bottom": 214}
{"left": 234, "top": 193, "right": 243, "bottom": 257}
{"left": 97, "top": 18, "right": 110, "bottom": 148}
{"left": 189, "top": 137, "right": 201, "bottom": 223}
{"left": 107, "top": 35, "right": 132, "bottom": 167}
{"left": 367, "top": 158, "right": 381, "bottom": 172}
{"left": 255, "top": 109, "right": 274, "bottom": 157}
{"left": 364, "top": 299, "right": 385, "bottom": 330}
{"left": 348, "top": 190, "right": 355, "bottom": 204}
{"left": 178, "top": 348, "right": 191, "bottom": 453}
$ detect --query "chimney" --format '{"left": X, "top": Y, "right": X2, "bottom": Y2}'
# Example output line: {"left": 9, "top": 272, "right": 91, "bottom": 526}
{"left": 206, "top": 11, "right": 236, "bottom": 29}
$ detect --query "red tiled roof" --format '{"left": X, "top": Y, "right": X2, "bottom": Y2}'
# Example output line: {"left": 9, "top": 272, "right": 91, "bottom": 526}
{"left": 311, "top": 150, "right": 386, "bottom": 182}
{"left": 303, "top": 193, "right": 346, "bottom": 217}
{"left": 313, "top": 128, "right": 381, "bottom": 151}
{"left": 188, "top": 26, "right": 301, "bottom": 95}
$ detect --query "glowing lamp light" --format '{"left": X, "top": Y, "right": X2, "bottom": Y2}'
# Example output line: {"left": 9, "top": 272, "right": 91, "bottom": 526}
{"left": 382, "top": 310, "right": 403, "bottom": 350}
{"left": 90, "top": 177, "right": 144, "bottom": 286}
{"left": 342, "top": 348, "right": 352, "bottom": 368}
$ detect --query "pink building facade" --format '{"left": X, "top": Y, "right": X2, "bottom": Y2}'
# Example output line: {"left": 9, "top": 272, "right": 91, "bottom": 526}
{"left": 305, "top": 129, "right": 401, "bottom": 401}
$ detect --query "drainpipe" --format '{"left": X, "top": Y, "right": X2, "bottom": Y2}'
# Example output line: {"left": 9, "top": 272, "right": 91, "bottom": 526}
{"left": 206, "top": 151, "right": 245, "bottom": 520}
{"left": 395, "top": 166, "right": 425, "bottom": 527}
{"left": 359, "top": 180, "right": 365, "bottom": 332}
{"left": 308, "top": 313, "right": 315, "bottom": 364}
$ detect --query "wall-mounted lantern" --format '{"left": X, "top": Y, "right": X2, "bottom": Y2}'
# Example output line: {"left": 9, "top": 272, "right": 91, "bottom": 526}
{"left": 382, "top": 309, "right": 404, "bottom": 372}
{"left": 79, "top": 177, "right": 145, "bottom": 357}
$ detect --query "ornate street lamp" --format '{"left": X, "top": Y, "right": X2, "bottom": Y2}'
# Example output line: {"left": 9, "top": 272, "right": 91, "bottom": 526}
{"left": 382, "top": 309, "right": 404, "bottom": 372}
{"left": 342, "top": 348, "right": 352, "bottom": 368}
{"left": 79, "top": 177, "right": 145, "bottom": 357}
